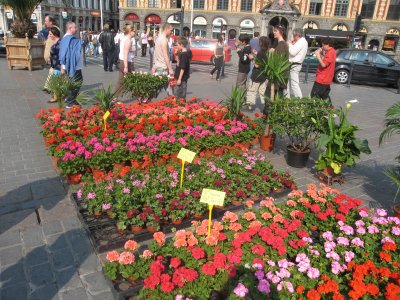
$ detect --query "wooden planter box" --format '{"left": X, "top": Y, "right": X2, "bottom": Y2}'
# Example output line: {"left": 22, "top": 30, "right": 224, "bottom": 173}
{"left": 5, "top": 36, "right": 45, "bottom": 71}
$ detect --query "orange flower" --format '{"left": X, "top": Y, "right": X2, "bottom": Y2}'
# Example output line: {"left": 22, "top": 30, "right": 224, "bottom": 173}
{"left": 174, "top": 238, "right": 187, "bottom": 248}
{"left": 142, "top": 250, "right": 153, "bottom": 258}
{"left": 205, "top": 233, "right": 219, "bottom": 246}
{"left": 261, "top": 212, "right": 272, "bottom": 220}
{"left": 167, "top": 165, "right": 175, "bottom": 172}
{"left": 118, "top": 251, "right": 135, "bottom": 265}
{"left": 212, "top": 221, "right": 224, "bottom": 231}
{"left": 187, "top": 235, "right": 199, "bottom": 247}
{"left": 273, "top": 214, "right": 284, "bottom": 223}
{"left": 222, "top": 211, "right": 238, "bottom": 223}
{"left": 249, "top": 220, "right": 262, "bottom": 230}
{"left": 382, "top": 242, "right": 397, "bottom": 251}
{"left": 245, "top": 200, "right": 254, "bottom": 208}
{"left": 153, "top": 232, "right": 166, "bottom": 246}
{"left": 379, "top": 252, "right": 391, "bottom": 262}
{"left": 106, "top": 250, "right": 119, "bottom": 262}
{"left": 124, "top": 240, "right": 138, "bottom": 251}
{"left": 298, "top": 197, "right": 310, "bottom": 205}
{"left": 243, "top": 212, "right": 256, "bottom": 221}
{"left": 286, "top": 200, "right": 297, "bottom": 207}
{"left": 296, "top": 285, "right": 305, "bottom": 294}
{"left": 196, "top": 225, "right": 208, "bottom": 236}
{"left": 306, "top": 289, "right": 321, "bottom": 300}
{"left": 229, "top": 222, "right": 243, "bottom": 232}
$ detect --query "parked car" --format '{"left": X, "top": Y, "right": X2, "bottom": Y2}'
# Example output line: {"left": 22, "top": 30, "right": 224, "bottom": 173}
{"left": 173, "top": 38, "right": 231, "bottom": 64}
{"left": 334, "top": 49, "right": 400, "bottom": 87}
{"left": 300, "top": 47, "right": 319, "bottom": 72}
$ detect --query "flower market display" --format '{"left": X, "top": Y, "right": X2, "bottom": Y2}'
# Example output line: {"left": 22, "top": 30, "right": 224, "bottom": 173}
{"left": 103, "top": 184, "right": 400, "bottom": 300}
{"left": 36, "top": 98, "right": 263, "bottom": 180}
{"left": 77, "top": 151, "right": 294, "bottom": 232}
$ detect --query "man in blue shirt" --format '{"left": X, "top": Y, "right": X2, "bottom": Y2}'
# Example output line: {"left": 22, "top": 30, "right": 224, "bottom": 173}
{"left": 59, "top": 21, "right": 83, "bottom": 109}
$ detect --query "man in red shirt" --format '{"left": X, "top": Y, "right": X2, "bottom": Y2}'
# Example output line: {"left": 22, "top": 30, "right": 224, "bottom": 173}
{"left": 311, "top": 37, "right": 336, "bottom": 101}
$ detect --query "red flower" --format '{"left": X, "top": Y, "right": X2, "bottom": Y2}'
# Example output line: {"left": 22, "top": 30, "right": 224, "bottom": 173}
{"left": 143, "top": 275, "right": 160, "bottom": 289}
{"left": 251, "top": 244, "right": 265, "bottom": 256}
{"left": 297, "top": 230, "right": 308, "bottom": 238}
{"left": 213, "top": 253, "right": 227, "bottom": 269}
{"left": 170, "top": 257, "right": 181, "bottom": 268}
{"left": 191, "top": 247, "right": 205, "bottom": 260}
{"left": 379, "top": 252, "right": 391, "bottom": 262}
{"left": 310, "top": 204, "right": 321, "bottom": 213}
{"left": 202, "top": 263, "right": 217, "bottom": 276}
{"left": 382, "top": 242, "right": 397, "bottom": 251}
{"left": 160, "top": 280, "right": 175, "bottom": 292}
{"left": 307, "top": 289, "right": 321, "bottom": 300}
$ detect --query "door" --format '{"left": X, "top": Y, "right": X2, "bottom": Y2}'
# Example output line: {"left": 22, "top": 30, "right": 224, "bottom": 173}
{"left": 371, "top": 53, "right": 399, "bottom": 85}
{"left": 348, "top": 51, "right": 372, "bottom": 81}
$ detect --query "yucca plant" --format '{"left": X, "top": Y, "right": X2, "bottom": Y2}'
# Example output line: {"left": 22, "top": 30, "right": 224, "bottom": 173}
{"left": 379, "top": 101, "right": 400, "bottom": 202}
{"left": 256, "top": 52, "right": 293, "bottom": 135}
{"left": 222, "top": 86, "right": 246, "bottom": 121}
{"left": 92, "top": 84, "right": 120, "bottom": 111}
{"left": 0, "top": 0, "right": 42, "bottom": 38}
{"left": 46, "top": 75, "right": 82, "bottom": 108}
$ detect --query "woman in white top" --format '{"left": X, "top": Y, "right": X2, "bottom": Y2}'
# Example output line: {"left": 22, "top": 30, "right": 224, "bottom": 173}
{"left": 114, "top": 24, "right": 135, "bottom": 97}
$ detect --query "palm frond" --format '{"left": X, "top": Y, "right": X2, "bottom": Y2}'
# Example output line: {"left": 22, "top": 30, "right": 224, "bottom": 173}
{"left": 379, "top": 101, "right": 400, "bottom": 144}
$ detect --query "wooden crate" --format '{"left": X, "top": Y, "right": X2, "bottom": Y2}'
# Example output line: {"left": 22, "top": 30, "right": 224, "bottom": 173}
{"left": 5, "top": 36, "right": 45, "bottom": 71}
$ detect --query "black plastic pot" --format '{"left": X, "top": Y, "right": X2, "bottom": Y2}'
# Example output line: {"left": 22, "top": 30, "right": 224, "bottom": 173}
{"left": 286, "top": 146, "right": 311, "bottom": 168}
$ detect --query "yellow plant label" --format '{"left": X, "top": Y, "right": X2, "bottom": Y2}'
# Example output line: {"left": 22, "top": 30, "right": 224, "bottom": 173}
{"left": 200, "top": 189, "right": 225, "bottom": 207}
{"left": 177, "top": 148, "right": 196, "bottom": 163}
{"left": 103, "top": 111, "right": 110, "bottom": 121}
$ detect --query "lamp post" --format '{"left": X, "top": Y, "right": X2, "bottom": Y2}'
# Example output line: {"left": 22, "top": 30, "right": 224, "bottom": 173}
{"left": 100, "top": 0, "right": 104, "bottom": 29}
{"left": 190, "top": 0, "right": 193, "bottom": 33}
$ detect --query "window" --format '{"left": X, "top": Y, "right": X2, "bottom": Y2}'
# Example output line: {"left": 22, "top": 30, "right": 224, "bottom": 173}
{"left": 372, "top": 54, "right": 395, "bottom": 65}
{"left": 309, "top": 0, "right": 322, "bottom": 15}
{"left": 350, "top": 51, "right": 369, "bottom": 62}
{"left": 217, "top": 0, "right": 229, "bottom": 10}
{"left": 387, "top": 0, "right": 400, "bottom": 20}
{"left": 360, "top": 0, "right": 375, "bottom": 19}
{"left": 193, "top": 0, "right": 204, "bottom": 9}
{"left": 334, "top": 0, "right": 349, "bottom": 17}
{"left": 148, "top": 0, "right": 159, "bottom": 7}
{"left": 127, "top": 0, "right": 137, "bottom": 6}
{"left": 241, "top": 0, "right": 253, "bottom": 12}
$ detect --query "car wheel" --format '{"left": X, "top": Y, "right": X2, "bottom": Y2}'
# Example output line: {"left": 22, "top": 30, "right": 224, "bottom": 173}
{"left": 335, "top": 69, "right": 349, "bottom": 84}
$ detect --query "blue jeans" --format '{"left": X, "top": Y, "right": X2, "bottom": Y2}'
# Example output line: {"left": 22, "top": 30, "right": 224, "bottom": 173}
{"left": 65, "top": 70, "right": 83, "bottom": 107}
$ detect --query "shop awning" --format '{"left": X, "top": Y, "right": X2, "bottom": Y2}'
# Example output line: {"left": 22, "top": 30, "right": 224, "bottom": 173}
{"left": 145, "top": 14, "right": 161, "bottom": 24}
{"left": 304, "top": 29, "right": 354, "bottom": 40}
{"left": 125, "top": 13, "right": 139, "bottom": 21}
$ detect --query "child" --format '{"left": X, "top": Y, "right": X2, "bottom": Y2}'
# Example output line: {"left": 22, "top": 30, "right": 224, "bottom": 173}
{"left": 174, "top": 36, "right": 190, "bottom": 101}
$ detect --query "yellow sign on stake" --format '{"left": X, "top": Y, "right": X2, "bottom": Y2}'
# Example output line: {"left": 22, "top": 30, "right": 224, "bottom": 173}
{"left": 177, "top": 148, "right": 196, "bottom": 163}
{"left": 200, "top": 189, "right": 226, "bottom": 236}
{"left": 180, "top": 160, "right": 185, "bottom": 188}
{"left": 103, "top": 111, "right": 110, "bottom": 130}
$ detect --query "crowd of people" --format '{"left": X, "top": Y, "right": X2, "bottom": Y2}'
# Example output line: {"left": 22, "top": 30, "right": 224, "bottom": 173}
{"left": 40, "top": 15, "right": 336, "bottom": 109}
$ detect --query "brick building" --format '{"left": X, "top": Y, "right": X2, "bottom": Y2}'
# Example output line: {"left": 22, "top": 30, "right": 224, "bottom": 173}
{"left": 118, "top": 0, "right": 400, "bottom": 57}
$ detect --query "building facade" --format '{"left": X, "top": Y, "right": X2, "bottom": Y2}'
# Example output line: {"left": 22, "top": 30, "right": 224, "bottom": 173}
{"left": 1, "top": 0, "right": 119, "bottom": 34}
{"left": 119, "top": 0, "right": 400, "bottom": 57}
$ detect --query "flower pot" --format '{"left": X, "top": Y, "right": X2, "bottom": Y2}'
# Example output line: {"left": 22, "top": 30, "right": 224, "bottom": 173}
{"left": 146, "top": 226, "right": 157, "bottom": 233}
{"left": 51, "top": 157, "right": 60, "bottom": 174}
{"left": 322, "top": 166, "right": 335, "bottom": 176}
{"left": 65, "top": 173, "right": 82, "bottom": 185}
{"left": 393, "top": 203, "right": 400, "bottom": 218}
{"left": 131, "top": 225, "right": 143, "bottom": 233}
{"left": 231, "top": 200, "right": 242, "bottom": 206}
{"left": 193, "top": 214, "right": 204, "bottom": 219}
{"left": 171, "top": 219, "right": 183, "bottom": 225}
{"left": 252, "top": 136, "right": 260, "bottom": 145}
{"left": 260, "top": 134, "right": 275, "bottom": 152}
{"left": 94, "top": 211, "right": 102, "bottom": 217}
{"left": 286, "top": 146, "right": 311, "bottom": 168}
{"left": 274, "top": 187, "right": 284, "bottom": 193}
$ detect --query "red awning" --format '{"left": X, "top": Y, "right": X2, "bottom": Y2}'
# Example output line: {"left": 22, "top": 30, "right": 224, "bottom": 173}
{"left": 145, "top": 14, "right": 161, "bottom": 24}
{"left": 125, "top": 13, "right": 139, "bottom": 21}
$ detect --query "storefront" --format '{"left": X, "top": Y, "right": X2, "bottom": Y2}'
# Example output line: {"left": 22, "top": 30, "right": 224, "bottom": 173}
{"left": 125, "top": 13, "right": 140, "bottom": 30}
{"left": 193, "top": 16, "right": 207, "bottom": 38}
{"left": 239, "top": 19, "right": 255, "bottom": 37}
{"left": 212, "top": 17, "right": 226, "bottom": 39}
{"left": 144, "top": 14, "right": 161, "bottom": 33}
{"left": 382, "top": 28, "right": 399, "bottom": 52}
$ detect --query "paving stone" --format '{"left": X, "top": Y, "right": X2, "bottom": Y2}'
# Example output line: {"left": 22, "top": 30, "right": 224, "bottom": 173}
{"left": 29, "top": 262, "right": 55, "bottom": 287}
{"left": 31, "top": 178, "right": 66, "bottom": 200}
{"left": 1, "top": 282, "right": 28, "bottom": 300}
{"left": 38, "top": 196, "right": 76, "bottom": 224}
{"left": 81, "top": 271, "right": 111, "bottom": 294}
{"left": 0, "top": 262, "right": 26, "bottom": 288}
{"left": 21, "top": 226, "right": 45, "bottom": 248}
{"left": 59, "top": 287, "right": 89, "bottom": 300}
{"left": 0, "top": 245, "right": 23, "bottom": 266}
{"left": 56, "top": 267, "right": 84, "bottom": 291}
{"left": 77, "top": 253, "right": 101, "bottom": 275}
{"left": 61, "top": 218, "right": 82, "bottom": 231}
{"left": 30, "top": 283, "right": 59, "bottom": 300}
{"left": 88, "top": 291, "right": 116, "bottom": 300}
{"left": 0, "top": 210, "right": 38, "bottom": 236}
{"left": 0, "top": 184, "right": 32, "bottom": 206}
{"left": 47, "top": 234, "right": 69, "bottom": 252}
{"left": 42, "top": 220, "right": 64, "bottom": 237}
{"left": 25, "top": 246, "right": 49, "bottom": 267}
{"left": 52, "top": 248, "right": 75, "bottom": 270}
{"left": 0, "top": 229, "right": 21, "bottom": 248}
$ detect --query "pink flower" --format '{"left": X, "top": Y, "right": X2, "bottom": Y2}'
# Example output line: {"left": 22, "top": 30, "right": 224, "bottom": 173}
{"left": 322, "top": 231, "right": 333, "bottom": 241}
{"left": 337, "top": 237, "right": 349, "bottom": 246}
{"left": 351, "top": 237, "right": 364, "bottom": 247}
{"left": 142, "top": 250, "right": 153, "bottom": 258}
{"left": 124, "top": 240, "right": 138, "bottom": 251}
{"left": 106, "top": 251, "right": 119, "bottom": 262}
{"left": 233, "top": 283, "right": 248, "bottom": 298}
{"left": 331, "top": 261, "right": 343, "bottom": 274}
{"left": 376, "top": 209, "right": 387, "bottom": 217}
{"left": 119, "top": 251, "right": 135, "bottom": 265}
{"left": 307, "top": 267, "right": 320, "bottom": 279}
{"left": 257, "top": 279, "right": 270, "bottom": 294}
{"left": 102, "top": 203, "right": 111, "bottom": 211}
{"left": 277, "top": 281, "right": 294, "bottom": 293}
{"left": 368, "top": 225, "right": 380, "bottom": 234}
{"left": 391, "top": 226, "right": 400, "bottom": 236}
{"left": 381, "top": 237, "right": 395, "bottom": 244}
{"left": 344, "top": 251, "right": 355, "bottom": 262}
{"left": 356, "top": 227, "right": 366, "bottom": 235}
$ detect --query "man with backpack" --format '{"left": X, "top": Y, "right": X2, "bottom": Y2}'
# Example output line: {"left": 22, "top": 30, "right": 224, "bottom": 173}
{"left": 80, "top": 29, "right": 89, "bottom": 66}
{"left": 99, "top": 24, "right": 115, "bottom": 71}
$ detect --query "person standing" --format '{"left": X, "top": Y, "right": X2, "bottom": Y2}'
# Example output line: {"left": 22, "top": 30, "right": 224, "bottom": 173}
{"left": 113, "top": 28, "right": 123, "bottom": 69}
{"left": 210, "top": 35, "right": 225, "bottom": 81}
{"left": 148, "top": 31, "right": 155, "bottom": 70}
{"left": 114, "top": 24, "right": 136, "bottom": 99}
{"left": 99, "top": 24, "right": 115, "bottom": 71}
{"left": 173, "top": 36, "right": 191, "bottom": 101}
{"left": 311, "top": 37, "right": 336, "bottom": 101}
{"left": 269, "top": 25, "right": 289, "bottom": 97}
{"left": 246, "top": 36, "right": 270, "bottom": 111}
{"left": 220, "top": 33, "right": 226, "bottom": 77}
{"left": 43, "top": 16, "right": 59, "bottom": 91}
{"left": 248, "top": 32, "right": 260, "bottom": 79}
{"left": 59, "top": 21, "right": 83, "bottom": 108}
{"left": 236, "top": 34, "right": 252, "bottom": 91}
{"left": 47, "top": 26, "right": 62, "bottom": 103}
{"left": 287, "top": 29, "right": 308, "bottom": 98}
{"left": 141, "top": 30, "right": 148, "bottom": 56}
{"left": 92, "top": 31, "right": 99, "bottom": 57}
{"left": 152, "top": 23, "right": 174, "bottom": 76}
{"left": 80, "top": 29, "right": 89, "bottom": 66}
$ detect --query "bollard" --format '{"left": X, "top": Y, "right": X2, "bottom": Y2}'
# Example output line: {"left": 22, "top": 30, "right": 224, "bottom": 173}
{"left": 303, "top": 59, "right": 309, "bottom": 84}
{"left": 347, "top": 62, "right": 354, "bottom": 88}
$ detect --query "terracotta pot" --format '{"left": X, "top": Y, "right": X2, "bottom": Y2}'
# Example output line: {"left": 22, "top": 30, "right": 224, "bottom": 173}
{"left": 146, "top": 226, "right": 157, "bottom": 233}
{"left": 274, "top": 187, "right": 284, "bottom": 193}
{"left": 260, "top": 134, "right": 275, "bottom": 152}
{"left": 94, "top": 211, "right": 102, "bottom": 217}
{"left": 51, "top": 157, "right": 60, "bottom": 174}
{"left": 231, "top": 200, "right": 242, "bottom": 206}
{"left": 252, "top": 136, "right": 260, "bottom": 145}
{"left": 393, "top": 203, "right": 400, "bottom": 218}
{"left": 322, "top": 166, "right": 335, "bottom": 176}
{"left": 171, "top": 219, "right": 183, "bottom": 225}
{"left": 193, "top": 214, "right": 204, "bottom": 219}
{"left": 65, "top": 173, "right": 82, "bottom": 185}
{"left": 131, "top": 225, "right": 143, "bottom": 233}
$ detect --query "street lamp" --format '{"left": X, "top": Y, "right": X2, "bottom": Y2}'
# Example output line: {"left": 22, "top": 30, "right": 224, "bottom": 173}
{"left": 190, "top": 0, "right": 193, "bottom": 33}
{"left": 100, "top": 0, "right": 104, "bottom": 29}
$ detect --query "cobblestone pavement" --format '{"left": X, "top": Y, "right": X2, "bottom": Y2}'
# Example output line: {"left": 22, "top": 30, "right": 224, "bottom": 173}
{"left": 0, "top": 53, "right": 399, "bottom": 300}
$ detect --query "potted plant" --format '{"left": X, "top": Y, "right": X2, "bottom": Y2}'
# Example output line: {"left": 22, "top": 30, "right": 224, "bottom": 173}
{"left": 1, "top": 0, "right": 45, "bottom": 70}
{"left": 268, "top": 96, "right": 330, "bottom": 168}
{"left": 122, "top": 71, "right": 169, "bottom": 103}
{"left": 315, "top": 103, "right": 371, "bottom": 177}
{"left": 222, "top": 86, "right": 246, "bottom": 121}
{"left": 379, "top": 101, "right": 400, "bottom": 217}
{"left": 92, "top": 84, "right": 120, "bottom": 111}
{"left": 46, "top": 74, "right": 83, "bottom": 108}
{"left": 256, "top": 52, "right": 292, "bottom": 150}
